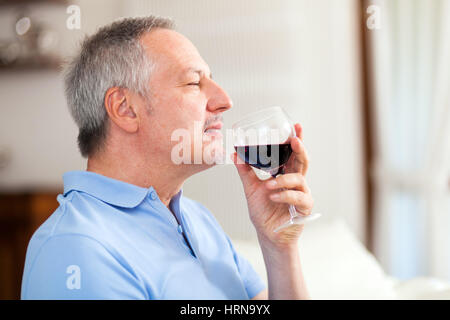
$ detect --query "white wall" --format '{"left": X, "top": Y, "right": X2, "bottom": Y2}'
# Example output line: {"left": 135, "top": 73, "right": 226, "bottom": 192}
{"left": 0, "top": 0, "right": 123, "bottom": 190}
{"left": 0, "top": 0, "right": 366, "bottom": 243}
{"left": 124, "top": 0, "right": 366, "bottom": 242}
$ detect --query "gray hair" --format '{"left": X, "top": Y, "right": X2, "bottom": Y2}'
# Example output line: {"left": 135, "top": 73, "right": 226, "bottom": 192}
{"left": 64, "top": 16, "right": 174, "bottom": 158}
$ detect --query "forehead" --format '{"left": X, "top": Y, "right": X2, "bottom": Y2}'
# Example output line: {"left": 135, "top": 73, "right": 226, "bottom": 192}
{"left": 140, "top": 29, "right": 210, "bottom": 78}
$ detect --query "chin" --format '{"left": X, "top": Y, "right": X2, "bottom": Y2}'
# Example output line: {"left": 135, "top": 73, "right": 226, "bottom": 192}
{"left": 187, "top": 158, "right": 218, "bottom": 177}
{"left": 202, "top": 142, "right": 225, "bottom": 166}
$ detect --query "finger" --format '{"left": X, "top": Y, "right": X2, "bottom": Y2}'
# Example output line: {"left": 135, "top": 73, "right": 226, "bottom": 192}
{"left": 269, "top": 190, "right": 314, "bottom": 214}
{"left": 294, "top": 123, "right": 303, "bottom": 141}
{"left": 265, "top": 173, "right": 310, "bottom": 192}
{"left": 231, "top": 152, "right": 259, "bottom": 187}
{"left": 290, "top": 136, "right": 309, "bottom": 175}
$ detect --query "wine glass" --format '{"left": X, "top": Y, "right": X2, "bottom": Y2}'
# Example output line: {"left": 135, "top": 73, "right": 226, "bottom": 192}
{"left": 232, "top": 106, "right": 321, "bottom": 232}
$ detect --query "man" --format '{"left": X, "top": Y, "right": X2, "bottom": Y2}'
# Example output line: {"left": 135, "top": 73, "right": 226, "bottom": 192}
{"left": 21, "top": 16, "right": 313, "bottom": 299}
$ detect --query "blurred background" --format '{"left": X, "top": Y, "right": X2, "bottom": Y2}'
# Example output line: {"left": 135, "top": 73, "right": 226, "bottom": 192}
{"left": 0, "top": 0, "right": 449, "bottom": 299}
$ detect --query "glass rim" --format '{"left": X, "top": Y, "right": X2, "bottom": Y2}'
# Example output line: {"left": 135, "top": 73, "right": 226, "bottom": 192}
{"left": 232, "top": 106, "right": 288, "bottom": 129}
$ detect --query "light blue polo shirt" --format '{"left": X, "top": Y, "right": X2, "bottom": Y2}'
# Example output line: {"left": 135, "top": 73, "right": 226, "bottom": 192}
{"left": 21, "top": 171, "right": 265, "bottom": 299}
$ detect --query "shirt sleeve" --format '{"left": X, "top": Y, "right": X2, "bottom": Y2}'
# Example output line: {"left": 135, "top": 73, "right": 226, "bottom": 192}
{"left": 21, "top": 234, "right": 148, "bottom": 300}
{"left": 225, "top": 236, "right": 266, "bottom": 299}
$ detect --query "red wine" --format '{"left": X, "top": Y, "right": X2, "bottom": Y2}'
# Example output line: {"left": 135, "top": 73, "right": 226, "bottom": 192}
{"left": 234, "top": 143, "right": 292, "bottom": 176}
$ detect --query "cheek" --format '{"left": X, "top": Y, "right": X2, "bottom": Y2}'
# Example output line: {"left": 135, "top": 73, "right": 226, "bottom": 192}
{"left": 176, "top": 99, "right": 207, "bottom": 135}
{"left": 150, "top": 88, "right": 208, "bottom": 152}
{"left": 180, "top": 94, "right": 206, "bottom": 117}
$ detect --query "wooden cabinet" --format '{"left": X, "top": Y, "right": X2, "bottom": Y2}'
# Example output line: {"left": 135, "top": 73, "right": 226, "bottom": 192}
{"left": 0, "top": 192, "right": 60, "bottom": 299}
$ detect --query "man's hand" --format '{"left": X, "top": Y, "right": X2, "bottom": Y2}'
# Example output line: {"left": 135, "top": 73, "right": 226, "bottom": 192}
{"left": 233, "top": 123, "right": 313, "bottom": 250}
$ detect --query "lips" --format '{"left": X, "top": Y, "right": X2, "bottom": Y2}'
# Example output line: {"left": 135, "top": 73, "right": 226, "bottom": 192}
{"left": 204, "top": 122, "right": 223, "bottom": 132}
{"left": 203, "top": 122, "right": 223, "bottom": 137}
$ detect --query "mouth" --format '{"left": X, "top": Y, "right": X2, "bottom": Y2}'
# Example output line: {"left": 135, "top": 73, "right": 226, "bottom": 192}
{"left": 203, "top": 122, "right": 223, "bottom": 138}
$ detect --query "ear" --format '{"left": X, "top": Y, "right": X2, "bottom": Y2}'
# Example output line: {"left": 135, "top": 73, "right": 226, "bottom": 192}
{"left": 104, "top": 87, "right": 139, "bottom": 133}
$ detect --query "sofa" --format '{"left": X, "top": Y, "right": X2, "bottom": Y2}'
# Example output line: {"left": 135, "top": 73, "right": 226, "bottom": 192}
{"left": 232, "top": 218, "right": 450, "bottom": 299}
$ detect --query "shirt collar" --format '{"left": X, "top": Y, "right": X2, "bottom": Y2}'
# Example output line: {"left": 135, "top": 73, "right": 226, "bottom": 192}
{"left": 63, "top": 170, "right": 151, "bottom": 208}
{"left": 169, "top": 188, "right": 184, "bottom": 221}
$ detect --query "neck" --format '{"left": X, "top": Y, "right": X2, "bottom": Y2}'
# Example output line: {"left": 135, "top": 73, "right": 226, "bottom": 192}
{"left": 87, "top": 149, "right": 190, "bottom": 207}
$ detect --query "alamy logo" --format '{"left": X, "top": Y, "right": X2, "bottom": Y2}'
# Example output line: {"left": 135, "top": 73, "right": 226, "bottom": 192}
{"left": 366, "top": 5, "right": 381, "bottom": 30}
{"left": 66, "top": 5, "right": 81, "bottom": 30}
{"left": 66, "top": 265, "right": 81, "bottom": 290}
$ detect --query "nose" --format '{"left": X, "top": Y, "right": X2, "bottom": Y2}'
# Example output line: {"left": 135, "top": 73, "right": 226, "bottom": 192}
{"left": 206, "top": 80, "right": 233, "bottom": 113}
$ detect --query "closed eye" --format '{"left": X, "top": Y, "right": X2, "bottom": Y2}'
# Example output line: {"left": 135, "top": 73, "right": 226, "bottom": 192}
{"left": 188, "top": 82, "right": 200, "bottom": 86}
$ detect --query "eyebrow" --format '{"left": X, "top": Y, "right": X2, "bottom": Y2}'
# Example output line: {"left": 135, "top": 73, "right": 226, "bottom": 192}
{"left": 184, "top": 67, "right": 213, "bottom": 80}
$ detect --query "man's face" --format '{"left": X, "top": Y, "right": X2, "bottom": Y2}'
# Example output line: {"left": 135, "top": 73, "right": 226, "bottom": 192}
{"left": 139, "top": 29, "right": 232, "bottom": 169}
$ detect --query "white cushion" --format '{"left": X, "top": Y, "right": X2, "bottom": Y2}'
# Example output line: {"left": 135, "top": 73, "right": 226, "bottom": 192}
{"left": 393, "top": 277, "right": 450, "bottom": 299}
{"left": 232, "top": 217, "right": 397, "bottom": 299}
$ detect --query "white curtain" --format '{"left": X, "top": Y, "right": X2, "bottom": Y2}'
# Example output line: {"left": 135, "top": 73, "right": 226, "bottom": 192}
{"left": 371, "top": 0, "right": 450, "bottom": 280}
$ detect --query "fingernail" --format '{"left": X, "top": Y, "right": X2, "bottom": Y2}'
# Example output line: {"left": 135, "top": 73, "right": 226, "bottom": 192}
{"left": 270, "top": 193, "right": 280, "bottom": 201}
{"left": 266, "top": 180, "right": 277, "bottom": 188}
{"left": 298, "top": 210, "right": 309, "bottom": 216}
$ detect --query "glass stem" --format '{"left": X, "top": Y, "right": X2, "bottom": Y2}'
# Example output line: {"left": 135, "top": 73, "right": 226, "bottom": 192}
{"left": 288, "top": 204, "right": 298, "bottom": 221}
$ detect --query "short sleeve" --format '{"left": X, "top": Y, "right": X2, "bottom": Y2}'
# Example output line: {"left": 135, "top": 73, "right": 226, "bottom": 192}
{"left": 225, "top": 236, "right": 266, "bottom": 299}
{"left": 21, "top": 234, "right": 148, "bottom": 300}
